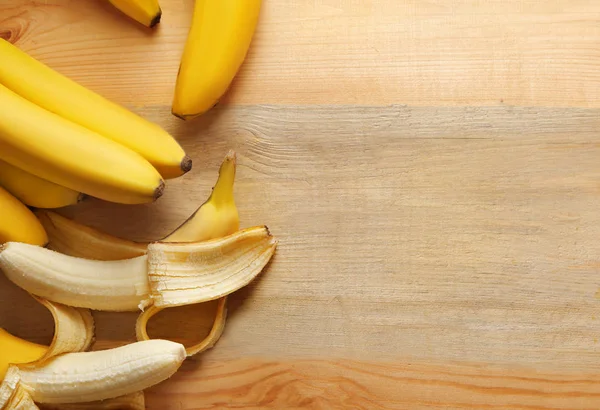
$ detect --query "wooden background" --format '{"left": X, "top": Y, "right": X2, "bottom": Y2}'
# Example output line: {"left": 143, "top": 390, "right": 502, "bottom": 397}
{"left": 2, "top": 0, "right": 600, "bottom": 408}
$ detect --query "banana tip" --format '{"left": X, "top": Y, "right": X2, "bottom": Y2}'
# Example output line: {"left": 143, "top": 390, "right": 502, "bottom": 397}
{"left": 154, "top": 180, "right": 166, "bottom": 201}
{"left": 225, "top": 150, "right": 237, "bottom": 163}
{"left": 150, "top": 10, "right": 162, "bottom": 28}
{"left": 181, "top": 156, "right": 193, "bottom": 173}
{"left": 77, "top": 193, "right": 89, "bottom": 203}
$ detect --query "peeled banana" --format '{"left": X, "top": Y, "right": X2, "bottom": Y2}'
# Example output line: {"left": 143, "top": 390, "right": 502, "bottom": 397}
{"left": 19, "top": 340, "right": 185, "bottom": 404}
{"left": 0, "top": 160, "right": 82, "bottom": 209}
{"left": 0, "top": 227, "right": 276, "bottom": 312}
{"left": 108, "top": 0, "right": 162, "bottom": 28}
{"left": 0, "top": 39, "right": 189, "bottom": 179}
{"left": 0, "top": 186, "right": 48, "bottom": 246}
{"left": 172, "top": 0, "right": 262, "bottom": 119}
{"left": 0, "top": 84, "right": 165, "bottom": 205}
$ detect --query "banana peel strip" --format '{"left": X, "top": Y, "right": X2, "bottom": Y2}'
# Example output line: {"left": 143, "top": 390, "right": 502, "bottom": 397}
{"left": 35, "top": 211, "right": 147, "bottom": 261}
{"left": 0, "top": 298, "right": 94, "bottom": 410}
{"left": 142, "top": 226, "right": 277, "bottom": 309}
{"left": 136, "top": 296, "right": 228, "bottom": 357}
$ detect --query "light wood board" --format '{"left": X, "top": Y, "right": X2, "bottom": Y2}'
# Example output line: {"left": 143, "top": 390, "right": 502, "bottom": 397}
{"left": 1, "top": 0, "right": 600, "bottom": 408}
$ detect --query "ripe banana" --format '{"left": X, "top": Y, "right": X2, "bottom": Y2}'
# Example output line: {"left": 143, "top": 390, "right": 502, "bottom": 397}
{"left": 172, "top": 0, "right": 262, "bottom": 119}
{"left": 0, "top": 84, "right": 164, "bottom": 205}
{"left": 0, "top": 227, "right": 276, "bottom": 312}
{"left": 107, "top": 0, "right": 162, "bottom": 28}
{"left": 0, "top": 160, "right": 82, "bottom": 209}
{"left": 0, "top": 39, "right": 189, "bottom": 179}
{"left": 19, "top": 340, "right": 185, "bottom": 404}
{"left": 0, "top": 186, "right": 48, "bottom": 246}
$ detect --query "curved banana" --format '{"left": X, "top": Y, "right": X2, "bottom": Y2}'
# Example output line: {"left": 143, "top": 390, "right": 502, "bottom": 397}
{"left": 108, "top": 0, "right": 162, "bottom": 28}
{"left": 172, "top": 0, "right": 262, "bottom": 119}
{"left": 0, "top": 39, "right": 189, "bottom": 179}
{"left": 0, "top": 160, "right": 82, "bottom": 209}
{"left": 19, "top": 340, "right": 186, "bottom": 404}
{"left": 0, "top": 228, "right": 276, "bottom": 312}
{"left": 0, "top": 84, "right": 164, "bottom": 205}
{"left": 0, "top": 186, "right": 48, "bottom": 246}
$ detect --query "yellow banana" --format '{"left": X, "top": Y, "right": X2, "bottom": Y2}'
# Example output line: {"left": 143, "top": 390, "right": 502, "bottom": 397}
{"left": 107, "top": 0, "right": 162, "bottom": 28}
{"left": 0, "top": 84, "right": 164, "bottom": 205}
{"left": 172, "top": 0, "right": 262, "bottom": 119}
{"left": 0, "top": 186, "right": 48, "bottom": 246}
{"left": 0, "top": 160, "right": 83, "bottom": 209}
{"left": 0, "top": 39, "right": 189, "bottom": 179}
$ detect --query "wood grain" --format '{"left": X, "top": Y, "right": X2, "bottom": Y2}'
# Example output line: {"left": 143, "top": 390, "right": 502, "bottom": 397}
{"left": 2, "top": 0, "right": 600, "bottom": 408}
{"left": 2, "top": 0, "right": 600, "bottom": 107}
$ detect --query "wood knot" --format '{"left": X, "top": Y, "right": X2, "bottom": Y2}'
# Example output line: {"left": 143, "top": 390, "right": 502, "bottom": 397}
{"left": 0, "top": 19, "right": 29, "bottom": 43}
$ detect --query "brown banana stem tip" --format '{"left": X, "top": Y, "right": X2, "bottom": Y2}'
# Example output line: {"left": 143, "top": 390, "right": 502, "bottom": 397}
{"left": 154, "top": 180, "right": 166, "bottom": 201}
{"left": 181, "top": 156, "right": 193, "bottom": 173}
{"left": 77, "top": 193, "right": 89, "bottom": 203}
{"left": 150, "top": 10, "right": 162, "bottom": 28}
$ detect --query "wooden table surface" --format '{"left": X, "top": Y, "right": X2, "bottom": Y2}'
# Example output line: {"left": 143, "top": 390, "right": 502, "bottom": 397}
{"left": 2, "top": 1, "right": 600, "bottom": 408}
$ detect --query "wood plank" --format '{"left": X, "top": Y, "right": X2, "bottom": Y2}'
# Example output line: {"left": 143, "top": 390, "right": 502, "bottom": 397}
{"left": 145, "top": 358, "right": 600, "bottom": 409}
{"left": 1, "top": 1, "right": 600, "bottom": 107}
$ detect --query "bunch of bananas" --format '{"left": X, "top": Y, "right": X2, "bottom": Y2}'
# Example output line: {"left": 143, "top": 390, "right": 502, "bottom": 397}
{"left": 1, "top": 153, "right": 278, "bottom": 409}
{"left": 0, "top": 0, "right": 266, "bottom": 407}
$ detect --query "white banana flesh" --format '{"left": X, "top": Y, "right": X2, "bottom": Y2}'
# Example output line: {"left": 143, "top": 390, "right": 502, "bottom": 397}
{"left": 0, "top": 243, "right": 149, "bottom": 312}
{"left": 19, "top": 340, "right": 186, "bottom": 404}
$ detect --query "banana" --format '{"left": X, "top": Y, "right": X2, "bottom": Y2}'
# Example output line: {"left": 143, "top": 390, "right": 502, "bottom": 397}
{"left": 0, "top": 84, "right": 164, "bottom": 205}
{"left": 18, "top": 340, "right": 185, "bottom": 404}
{"left": 0, "top": 160, "right": 83, "bottom": 209}
{"left": 0, "top": 39, "right": 189, "bottom": 179}
{"left": 172, "top": 0, "right": 262, "bottom": 119}
{"left": 107, "top": 0, "right": 162, "bottom": 28}
{"left": 0, "top": 227, "right": 276, "bottom": 312}
{"left": 0, "top": 243, "right": 149, "bottom": 312}
{"left": 0, "top": 186, "right": 48, "bottom": 246}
